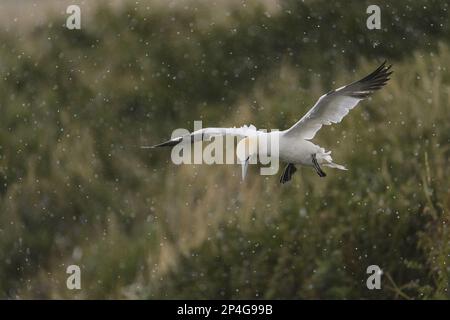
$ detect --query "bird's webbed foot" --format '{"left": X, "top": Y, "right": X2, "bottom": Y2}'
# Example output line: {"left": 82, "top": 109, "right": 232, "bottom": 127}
{"left": 280, "top": 163, "right": 297, "bottom": 184}
{"left": 312, "top": 154, "right": 326, "bottom": 177}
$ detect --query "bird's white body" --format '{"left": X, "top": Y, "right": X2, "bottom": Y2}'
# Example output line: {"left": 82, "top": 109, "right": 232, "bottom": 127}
{"left": 278, "top": 132, "right": 322, "bottom": 166}
{"left": 247, "top": 130, "right": 342, "bottom": 169}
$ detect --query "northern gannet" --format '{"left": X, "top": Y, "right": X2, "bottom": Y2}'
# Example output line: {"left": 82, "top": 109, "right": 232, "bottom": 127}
{"left": 148, "top": 62, "right": 392, "bottom": 183}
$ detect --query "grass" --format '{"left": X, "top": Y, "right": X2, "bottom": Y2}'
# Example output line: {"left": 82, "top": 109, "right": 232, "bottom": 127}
{"left": 0, "top": 1, "right": 448, "bottom": 299}
{"left": 146, "top": 48, "right": 450, "bottom": 299}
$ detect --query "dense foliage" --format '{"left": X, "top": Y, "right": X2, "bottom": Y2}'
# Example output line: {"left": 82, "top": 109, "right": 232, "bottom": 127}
{"left": 0, "top": 0, "right": 449, "bottom": 298}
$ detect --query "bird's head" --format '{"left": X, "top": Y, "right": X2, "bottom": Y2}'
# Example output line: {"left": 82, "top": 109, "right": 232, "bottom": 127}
{"left": 236, "top": 136, "right": 258, "bottom": 180}
{"left": 236, "top": 136, "right": 258, "bottom": 162}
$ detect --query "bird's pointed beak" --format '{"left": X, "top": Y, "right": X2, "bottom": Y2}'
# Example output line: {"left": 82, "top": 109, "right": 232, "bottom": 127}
{"left": 241, "top": 156, "right": 250, "bottom": 181}
{"left": 143, "top": 137, "right": 183, "bottom": 148}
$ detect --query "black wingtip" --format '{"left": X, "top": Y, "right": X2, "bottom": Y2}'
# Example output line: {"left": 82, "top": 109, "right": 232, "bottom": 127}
{"left": 348, "top": 61, "right": 393, "bottom": 99}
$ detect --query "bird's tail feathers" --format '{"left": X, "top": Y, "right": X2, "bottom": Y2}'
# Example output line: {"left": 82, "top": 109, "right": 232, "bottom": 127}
{"left": 318, "top": 149, "right": 348, "bottom": 171}
{"left": 323, "top": 162, "right": 348, "bottom": 171}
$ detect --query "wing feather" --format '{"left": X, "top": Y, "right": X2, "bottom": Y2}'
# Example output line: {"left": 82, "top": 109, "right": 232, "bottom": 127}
{"left": 284, "top": 61, "right": 393, "bottom": 140}
{"left": 148, "top": 124, "right": 257, "bottom": 148}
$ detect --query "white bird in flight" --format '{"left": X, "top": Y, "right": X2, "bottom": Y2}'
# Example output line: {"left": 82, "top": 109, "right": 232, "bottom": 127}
{"left": 148, "top": 62, "right": 392, "bottom": 184}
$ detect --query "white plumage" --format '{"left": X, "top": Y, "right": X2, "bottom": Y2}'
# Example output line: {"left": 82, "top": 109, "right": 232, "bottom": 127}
{"left": 149, "top": 62, "right": 392, "bottom": 183}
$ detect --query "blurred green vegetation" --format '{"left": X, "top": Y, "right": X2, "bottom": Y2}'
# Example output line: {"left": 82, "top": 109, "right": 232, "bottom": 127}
{"left": 0, "top": 0, "right": 449, "bottom": 299}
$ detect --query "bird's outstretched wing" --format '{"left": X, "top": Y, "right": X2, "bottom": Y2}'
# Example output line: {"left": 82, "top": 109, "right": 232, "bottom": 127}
{"left": 144, "top": 125, "right": 258, "bottom": 180}
{"left": 284, "top": 61, "right": 393, "bottom": 140}
{"left": 143, "top": 124, "right": 258, "bottom": 148}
